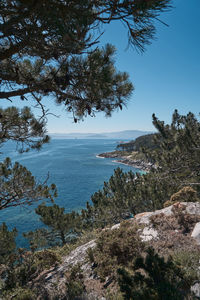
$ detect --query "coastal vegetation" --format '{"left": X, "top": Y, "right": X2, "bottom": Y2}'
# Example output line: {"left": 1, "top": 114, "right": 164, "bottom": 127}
{"left": 98, "top": 133, "right": 159, "bottom": 170}
{"left": 116, "top": 133, "right": 159, "bottom": 153}
{"left": 1, "top": 110, "right": 200, "bottom": 299}
{"left": 0, "top": 0, "right": 171, "bottom": 211}
{"left": 1, "top": 0, "right": 200, "bottom": 299}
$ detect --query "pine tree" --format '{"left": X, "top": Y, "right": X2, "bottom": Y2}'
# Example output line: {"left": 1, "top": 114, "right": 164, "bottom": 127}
{"left": 0, "top": 157, "right": 57, "bottom": 210}
{"left": 82, "top": 111, "right": 200, "bottom": 228}
{"left": 118, "top": 247, "right": 192, "bottom": 300}
{"left": 0, "top": 0, "right": 172, "bottom": 209}
{"left": 0, "top": 0, "right": 171, "bottom": 121}
{"left": 146, "top": 110, "right": 200, "bottom": 192}
{"left": 84, "top": 168, "right": 138, "bottom": 227}
{"left": 34, "top": 204, "right": 82, "bottom": 246}
{"left": 0, "top": 222, "right": 17, "bottom": 264}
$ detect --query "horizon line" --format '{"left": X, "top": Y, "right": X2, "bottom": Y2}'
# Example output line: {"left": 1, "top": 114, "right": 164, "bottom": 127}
{"left": 48, "top": 129, "right": 154, "bottom": 135}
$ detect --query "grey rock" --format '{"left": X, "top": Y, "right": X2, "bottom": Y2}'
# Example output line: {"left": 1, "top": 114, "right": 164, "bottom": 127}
{"left": 31, "top": 202, "right": 200, "bottom": 299}
{"left": 185, "top": 202, "right": 200, "bottom": 215}
{"left": 32, "top": 239, "right": 96, "bottom": 299}
{"left": 140, "top": 226, "right": 158, "bottom": 242}
{"left": 135, "top": 202, "right": 200, "bottom": 225}
{"left": 191, "top": 222, "right": 200, "bottom": 245}
{"left": 191, "top": 282, "right": 200, "bottom": 298}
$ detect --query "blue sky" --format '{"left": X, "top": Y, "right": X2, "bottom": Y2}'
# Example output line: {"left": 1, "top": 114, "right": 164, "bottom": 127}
{"left": 46, "top": 0, "right": 200, "bottom": 133}
{"left": 2, "top": 0, "right": 200, "bottom": 133}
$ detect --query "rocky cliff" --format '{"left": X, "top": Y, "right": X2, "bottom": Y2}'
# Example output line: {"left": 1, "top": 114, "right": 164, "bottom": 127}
{"left": 30, "top": 202, "right": 200, "bottom": 299}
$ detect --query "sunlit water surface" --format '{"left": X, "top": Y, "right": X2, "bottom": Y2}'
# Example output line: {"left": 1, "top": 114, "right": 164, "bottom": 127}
{"left": 0, "top": 139, "right": 141, "bottom": 247}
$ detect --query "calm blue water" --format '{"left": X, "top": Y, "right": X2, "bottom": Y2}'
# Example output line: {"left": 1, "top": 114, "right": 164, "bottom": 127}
{"left": 0, "top": 139, "right": 140, "bottom": 247}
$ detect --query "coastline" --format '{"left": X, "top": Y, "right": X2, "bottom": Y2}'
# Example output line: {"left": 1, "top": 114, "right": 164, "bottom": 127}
{"left": 97, "top": 151, "right": 152, "bottom": 172}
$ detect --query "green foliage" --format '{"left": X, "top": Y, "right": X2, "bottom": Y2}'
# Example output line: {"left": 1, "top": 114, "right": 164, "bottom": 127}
{"left": 65, "top": 264, "right": 85, "bottom": 299}
{"left": 3, "top": 287, "right": 36, "bottom": 300}
{"left": 34, "top": 204, "right": 82, "bottom": 246}
{"left": 81, "top": 111, "right": 200, "bottom": 229}
{"left": 172, "top": 250, "right": 200, "bottom": 285}
{"left": 33, "top": 249, "right": 61, "bottom": 270}
{"left": 0, "top": 157, "right": 57, "bottom": 210}
{"left": 0, "top": 222, "right": 17, "bottom": 264}
{"left": 0, "top": 0, "right": 171, "bottom": 120}
{"left": 148, "top": 110, "right": 200, "bottom": 189}
{"left": 83, "top": 167, "right": 176, "bottom": 228}
{"left": 23, "top": 228, "right": 49, "bottom": 251}
{"left": 83, "top": 168, "right": 138, "bottom": 227}
{"left": 116, "top": 133, "right": 159, "bottom": 152}
{"left": 90, "top": 222, "right": 145, "bottom": 281}
{"left": 141, "top": 111, "right": 200, "bottom": 207}
{"left": 87, "top": 247, "right": 95, "bottom": 264}
{"left": 131, "top": 171, "right": 175, "bottom": 211}
{"left": 0, "top": 106, "right": 49, "bottom": 152}
{"left": 118, "top": 247, "right": 193, "bottom": 300}
{"left": 3, "top": 248, "right": 60, "bottom": 292}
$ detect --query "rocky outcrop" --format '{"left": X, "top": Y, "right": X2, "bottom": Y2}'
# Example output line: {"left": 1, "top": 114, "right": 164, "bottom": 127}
{"left": 97, "top": 151, "right": 152, "bottom": 171}
{"left": 115, "top": 158, "right": 152, "bottom": 172}
{"left": 134, "top": 202, "right": 200, "bottom": 250}
{"left": 31, "top": 240, "right": 97, "bottom": 299}
{"left": 191, "top": 222, "right": 200, "bottom": 245}
{"left": 31, "top": 202, "right": 200, "bottom": 299}
{"left": 97, "top": 151, "right": 119, "bottom": 159}
{"left": 135, "top": 201, "right": 200, "bottom": 224}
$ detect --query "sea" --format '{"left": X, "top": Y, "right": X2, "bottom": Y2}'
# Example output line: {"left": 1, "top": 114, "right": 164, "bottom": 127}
{"left": 0, "top": 138, "right": 141, "bottom": 247}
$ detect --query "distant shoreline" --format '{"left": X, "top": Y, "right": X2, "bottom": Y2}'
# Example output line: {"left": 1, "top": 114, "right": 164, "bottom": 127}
{"left": 49, "top": 130, "right": 153, "bottom": 140}
{"left": 97, "top": 151, "right": 152, "bottom": 172}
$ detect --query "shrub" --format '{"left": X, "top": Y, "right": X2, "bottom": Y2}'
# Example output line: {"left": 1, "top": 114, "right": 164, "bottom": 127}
{"left": 172, "top": 250, "right": 200, "bottom": 284}
{"left": 164, "top": 186, "right": 199, "bottom": 207}
{"left": 3, "top": 248, "right": 60, "bottom": 291}
{"left": 65, "top": 264, "right": 85, "bottom": 299}
{"left": 117, "top": 247, "right": 193, "bottom": 300}
{"left": 0, "top": 223, "right": 17, "bottom": 264}
{"left": 34, "top": 249, "right": 61, "bottom": 270}
{"left": 3, "top": 287, "right": 36, "bottom": 300}
{"left": 90, "top": 221, "right": 145, "bottom": 280}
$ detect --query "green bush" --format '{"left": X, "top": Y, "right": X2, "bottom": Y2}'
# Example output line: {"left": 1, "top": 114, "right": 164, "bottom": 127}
{"left": 118, "top": 248, "right": 193, "bottom": 300}
{"left": 4, "top": 249, "right": 60, "bottom": 291}
{"left": 0, "top": 223, "right": 17, "bottom": 264}
{"left": 172, "top": 250, "right": 200, "bottom": 284}
{"left": 3, "top": 287, "right": 36, "bottom": 300}
{"left": 91, "top": 221, "right": 145, "bottom": 280}
{"left": 65, "top": 264, "right": 85, "bottom": 299}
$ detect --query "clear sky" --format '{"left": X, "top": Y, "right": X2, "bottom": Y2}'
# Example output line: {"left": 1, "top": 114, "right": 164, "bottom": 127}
{"left": 2, "top": 0, "right": 200, "bottom": 133}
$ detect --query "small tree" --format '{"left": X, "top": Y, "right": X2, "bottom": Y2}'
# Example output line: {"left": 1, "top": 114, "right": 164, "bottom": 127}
{"left": 34, "top": 204, "right": 81, "bottom": 246}
{"left": 118, "top": 248, "right": 192, "bottom": 300}
{"left": 0, "top": 222, "right": 17, "bottom": 264}
{"left": 0, "top": 157, "right": 57, "bottom": 210}
{"left": 145, "top": 111, "right": 200, "bottom": 192}
{"left": 84, "top": 168, "right": 138, "bottom": 227}
{"left": 82, "top": 167, "right": 175, "bottom": 228}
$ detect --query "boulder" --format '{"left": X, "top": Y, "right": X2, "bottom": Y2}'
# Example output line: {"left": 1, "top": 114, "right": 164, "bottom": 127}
{"left": 140, "top": 226, "right": 158, "bottom": 242}
{"left": 135, "top": 202, "right": 200, "bottom": 225}
{"left": 191, "top": 282, "right": 200, "bottom": 298}
{"left": 191, "top": 222, "right": 200, "bottom": 245}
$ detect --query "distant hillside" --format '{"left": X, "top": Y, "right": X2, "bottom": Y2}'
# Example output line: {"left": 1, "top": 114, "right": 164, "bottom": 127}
{"left": 117, "top": 133, "right": 159, "bottom": 151}
{"left": 50, "top": 130, "right": 153, "bottom": 140}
